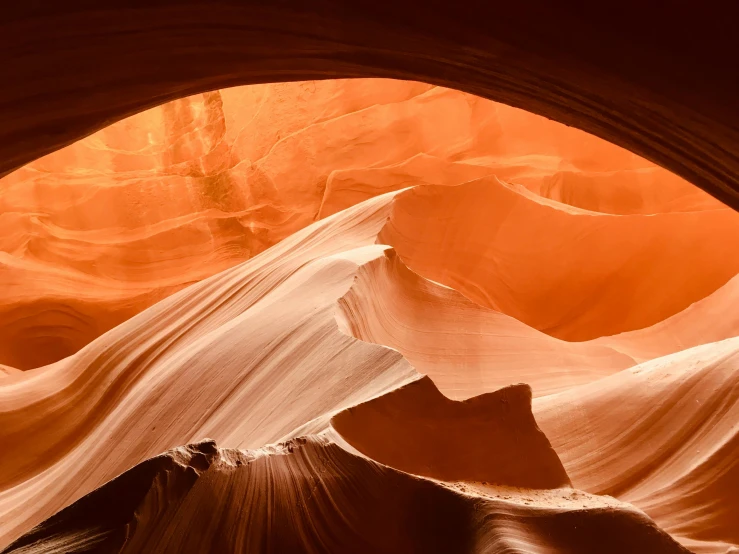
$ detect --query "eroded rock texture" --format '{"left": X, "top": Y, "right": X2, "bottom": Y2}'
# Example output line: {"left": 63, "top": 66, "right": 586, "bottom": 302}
{"left": 0, "top": 79, "right": 725, "bottom": 370}
{"left": 1, "top": 3, "right": 738, "bottom": 210}
{"left": 2, "top": 438, "right": 691, "bottom": 554}
{"left": 0, "top": 78, "right": 737, "bottom": 554}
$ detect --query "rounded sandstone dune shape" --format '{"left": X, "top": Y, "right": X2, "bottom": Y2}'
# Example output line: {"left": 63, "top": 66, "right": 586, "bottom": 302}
{"left": 0, "top": 192, "right": 422, "bottom": 545}
{"left": 331, "top": 376, "right": 571, "bottom": 489}
{"left": 0, "top": 78, "right": 725, "bottom": 369}
{"left": 535, "top": 338, "right": 739, "bottom": 548}
{"left": 379, "top": 178, "right": 739, "bottom": 341}
{"left": 1, "top": 438, "right": 692, "bottom": 554}
{"left": 336, "top": 248, "right": 634, "bottom": 398}
{"left": 0, "top": 51, "right": 735, "bottom": 554}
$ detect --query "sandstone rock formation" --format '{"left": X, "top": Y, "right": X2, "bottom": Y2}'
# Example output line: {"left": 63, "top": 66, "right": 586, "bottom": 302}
{"left": 378, "top": 179, "right": 739, "bottom": 341}
{"left": 2, "top": 438, "right": 691, "bottom": 554}
{"left": 0, "top": 78, "right": 737, "bottom": 554}
{"left": 2, "top": 3, "right": 738, "bottom": 211}
{"left": 0, "top": 79, "right": 724, "bottom": 370}
{"left": 535, "top": 339, "right": 739, "bottom": 553}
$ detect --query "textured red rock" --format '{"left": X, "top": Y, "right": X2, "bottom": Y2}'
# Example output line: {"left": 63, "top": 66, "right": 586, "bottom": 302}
{"left": 1, "top": 3, "right": 738, "bottom": 211}
{"left": 0, "top": 68, "right": 737, "bottom": 553}
{"left": 2, "top": 79, "right": 718, "bottom": 370}
{"left": 337, "top": 249, "right": 633, "bottom": 398}
{"left": 338, "top": 248, "right": 739, "bottom": 403}
{"left": 379, "top": 178, "right": 739, "bottom": 341}
{"left": 1, "top": 180, "right": 734, "bottom": 551}
{"left": 0, "top": 192, "right": 424, "bottom": 545}
{"left": 1, "top": 438, "right": 692, "bottom": 554}
{"left": 534, "top": 339, "right": 739, "bottom": 551}
{"left": 331, "top": 377, "right": 571, "bottom": 488}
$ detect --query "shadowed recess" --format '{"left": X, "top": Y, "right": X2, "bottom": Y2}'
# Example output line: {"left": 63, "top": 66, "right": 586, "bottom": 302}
{"left": 1, "top": 2, "right": 738, "bottom": 209}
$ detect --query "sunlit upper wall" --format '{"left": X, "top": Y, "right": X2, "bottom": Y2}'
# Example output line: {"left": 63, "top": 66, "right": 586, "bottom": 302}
{"left": 0, "top": 79, "right": 727, "bottom": 369}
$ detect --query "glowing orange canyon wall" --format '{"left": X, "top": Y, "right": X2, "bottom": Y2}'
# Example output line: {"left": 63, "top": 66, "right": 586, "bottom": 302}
{"left": 0, "top": 79, "right": 726, "bottom": 370}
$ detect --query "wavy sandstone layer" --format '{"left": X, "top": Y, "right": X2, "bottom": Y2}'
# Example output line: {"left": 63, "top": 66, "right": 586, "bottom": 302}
{"left": 0, "top": 79, "right": 725, "bottom": 370}
{"left": 337, "top": 249, "right": 739, "bottom": 400}
{"left": 534, "top": 339, "right": 739, "bottom": 551}
{"left": 0, "top": 192, "right": 421, "bottom": 544}
{"left": 1, "top": 188, "right": 736, "bottom": 552}
{"left": 379, "top": 179, "right": 739, "bottom": 341}
{"left": 3, "top": 437, "right": 693, "bottom": 554}
{"left": 1, "top": 74, "right": 737, "bottom": 553}
{"left": 337, "top": 249, "right": 633, "bottom": 398}
{"left": 592, "top": 273, "right": 739, "bottom": 363}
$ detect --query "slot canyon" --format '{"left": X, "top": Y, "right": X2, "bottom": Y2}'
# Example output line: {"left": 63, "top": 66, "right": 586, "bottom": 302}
{"left": 1, "top": 5, "right": 737, "bottom": 554}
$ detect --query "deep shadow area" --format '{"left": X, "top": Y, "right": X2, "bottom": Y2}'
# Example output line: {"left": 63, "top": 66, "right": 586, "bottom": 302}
{"left": 1, "top": 2, "right": 738, "bottom": 208}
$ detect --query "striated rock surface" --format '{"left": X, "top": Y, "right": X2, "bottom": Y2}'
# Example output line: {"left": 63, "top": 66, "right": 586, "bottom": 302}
{"left": 379, "top": 179, "right": 739, "bottom": 341}
{"left": 0, "top": 79, "right": 725, "bottom": 370}
{"left": 0, "top": 192, "right": 422, "bottom": 544}
{"left": 3, "top": 437, "right": 692, "bottom": 554}
{"left": 0, "top": 78, "right": 738, "bottom": 554}
{"left": 1, "top": 183, "right": 735, "bottom": 552}
{"left": 534, "top": 339, "right": 739, "bottom": 551}
{"left": 1, "top": 2, "right": 738, "bottom": 215}
{"left": 337, "top": 249, "right": 633, "bottom": 398}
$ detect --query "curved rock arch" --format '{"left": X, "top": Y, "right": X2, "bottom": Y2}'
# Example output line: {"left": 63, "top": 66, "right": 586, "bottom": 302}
{"left": 2, "top": 2, "right": 738, "bottom": 208}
